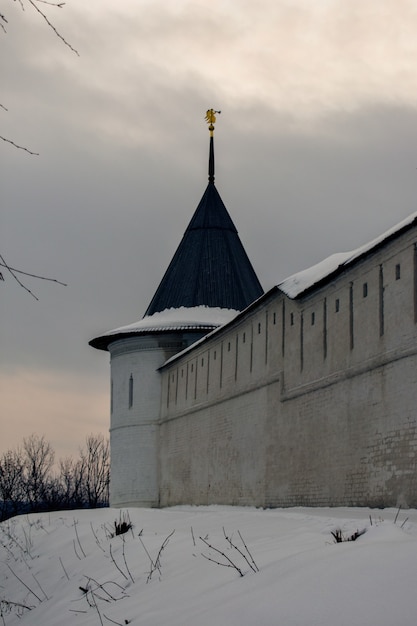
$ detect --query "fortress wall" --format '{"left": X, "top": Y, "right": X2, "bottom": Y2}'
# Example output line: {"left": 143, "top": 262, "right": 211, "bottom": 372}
{"left": 159, "top": 230, "right": 417, "bottom": 508}
{"left": 382, "top": 242, "right": 416, "bottom": 347}
{"left": 159, "top": 386, "right": 268, "bottom": 507}
{"left": 160, "top": 297, "right": 277, "bottom": 422}
{"left": 266, "top": 353, "right": 417, "bottom": 508}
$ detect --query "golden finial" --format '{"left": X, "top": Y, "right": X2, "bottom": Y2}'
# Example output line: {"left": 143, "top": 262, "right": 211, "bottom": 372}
{"left": 205, "top": 109, "right": 221, "bottom": 136}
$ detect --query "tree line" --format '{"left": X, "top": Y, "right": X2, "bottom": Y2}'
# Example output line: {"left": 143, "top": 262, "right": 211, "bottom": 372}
{"left": 0, "top": 434, "right": 110, "bottom": 521}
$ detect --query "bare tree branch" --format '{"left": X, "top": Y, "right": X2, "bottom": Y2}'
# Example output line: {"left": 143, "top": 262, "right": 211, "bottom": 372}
{"left": 0, "top": 12, "right": 8, "bottom": 33}
{"left": 37, "top": 1, "right": 66, "bottom": 6}
{"left": 0, "top": 134, "right": 39, "bottom": 155}
{"left": 1, "top": 2, "right": 76, "bottom": 294}
{"left": 0, "top": 258, "right": 67, "bottom": 285}
{"left": 1, "top": 0, "right": 79, "bottom": 156}
{"left": 0, "top": 254, "right": 39, "bottom": 299}
{"left": 0, "top": 254, "right": 67, "bottom": 300}
{"left": 26, "top": 0, "right": 79, "bottom": 55}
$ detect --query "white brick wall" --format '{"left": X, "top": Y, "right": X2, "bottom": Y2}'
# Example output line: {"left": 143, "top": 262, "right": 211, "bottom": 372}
{"left": 159, "top": 229, "right": 417, "bottom": 508}
{"left": 109, "top": 335, "right": 185, "bottom": 507}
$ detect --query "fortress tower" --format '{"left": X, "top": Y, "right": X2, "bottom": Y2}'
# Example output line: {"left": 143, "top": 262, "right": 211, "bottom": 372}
{"left": 90, "top": 112, "right": 264, "bottom": 507}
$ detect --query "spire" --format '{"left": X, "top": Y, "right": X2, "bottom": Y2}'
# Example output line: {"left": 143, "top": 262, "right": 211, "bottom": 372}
{"left": 209, "top": 135, "right": 214, "bottom": 183}
{"left": 205, "top": 108, "right": 220, "bottom": 183}
{"left": 143, "top": 110, "right": 264, "bottom": 317}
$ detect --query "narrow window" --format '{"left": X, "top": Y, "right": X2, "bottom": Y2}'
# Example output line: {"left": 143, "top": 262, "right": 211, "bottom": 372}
{"left": 128, "top": 374, "right": 133, "bottom": 409}
{"left": 414, "top": 244, "right": 417, "bottom": 323}
{"left": 213, "top": 350, "right": 217, "bottom": 360}
{"left": 220, "top": 343, "right": 224, "bottom": 386}
{"left": 227, "top": 342, "right": 231, "bottom": 352}
{"left": 265, "top": 311, "right": 269, "bottom": 365}
{"left": 201, "top": 357, "right": 204, "bottom": 366}
{"left": 335, "top": 298, "right": 340, "bottom": 313}
{"left": 258, "top": 322, "right": 261, "bottom": 334}
{"left": 379, "top": 265, "right": 384, "bottom": 336}
{"left": 363, "top": 283, "right": 368, "bottom": 297}
{"left": 235, "top": 334, "right": 239, "bottom": 381}
{"left": 349, "top": 282, "right": 354, "bottom": 350}
{"left": 395, "top": 264, "right": 401, "bottom": 280}
{"left": 311, "top": 312, "right": 315, "bottom": 326}
{"left": 290, "top": 312, "right": 294, "bottom": 326}
{"left": 243, "top": 332, "right": 246, "bottom": 343}
{"left": 181, "top": 369, "right": 184, "bottom": 378}
{"left": 273, "top": 312, "right": 277, "bottom": 325}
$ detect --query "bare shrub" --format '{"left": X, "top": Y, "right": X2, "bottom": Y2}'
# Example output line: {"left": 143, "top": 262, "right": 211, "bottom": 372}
{"left": 331, "top": 528, "right": 366, "bottom": 543}
{"left": 110, "top": 511, "right": 133, "bottom": 538}
{"left": 199, "top": 529, "right": 259, "bottom": 578}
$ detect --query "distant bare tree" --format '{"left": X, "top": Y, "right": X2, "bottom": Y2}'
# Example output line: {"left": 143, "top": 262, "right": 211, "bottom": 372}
{"left": 0, "top": 448, "right": 25, "bottom": 519}
{"left": 0, "top": 433, "right": 109, "bottom": 520}
{"left": 58, "top": 455, "right": 86, "bottom": 509}
{"left": 22, "top": 434, "right": 55, "bottom": 509}
{"left": 80, "top": 435, "right": 110, "bottom": 508}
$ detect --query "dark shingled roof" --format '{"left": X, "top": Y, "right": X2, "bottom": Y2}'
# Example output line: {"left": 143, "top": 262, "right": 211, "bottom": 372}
{"left": 145, "top": 136, "right": 264, "bottom": 315}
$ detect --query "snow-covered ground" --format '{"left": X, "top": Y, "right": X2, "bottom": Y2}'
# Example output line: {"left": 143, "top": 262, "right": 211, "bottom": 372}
{"left": 1, "top": 506, "right": 416, "bottom": 625}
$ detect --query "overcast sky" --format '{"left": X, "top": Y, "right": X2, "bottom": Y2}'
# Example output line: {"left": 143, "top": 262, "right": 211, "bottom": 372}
{"left": 2, "top": 0, "right": 417, "bottom": 462}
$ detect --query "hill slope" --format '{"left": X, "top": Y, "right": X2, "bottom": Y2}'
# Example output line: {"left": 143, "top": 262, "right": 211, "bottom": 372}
{"left": 1, "top": 506, "right": 417, "bottom": 625}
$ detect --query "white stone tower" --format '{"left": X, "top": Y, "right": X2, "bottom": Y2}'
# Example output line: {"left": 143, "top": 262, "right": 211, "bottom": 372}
{"left": 89, "top": 111, "right": 263, "bottom": 507}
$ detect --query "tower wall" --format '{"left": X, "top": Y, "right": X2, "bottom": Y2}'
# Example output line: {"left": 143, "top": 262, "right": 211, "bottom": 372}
{"left": 108, "top": 334, "right": 185, "bottom": 507}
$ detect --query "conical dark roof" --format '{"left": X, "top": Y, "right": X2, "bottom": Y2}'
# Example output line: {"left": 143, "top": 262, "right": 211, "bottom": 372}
{"left": 145, "top": 136, "right": 263, "bottom": 316}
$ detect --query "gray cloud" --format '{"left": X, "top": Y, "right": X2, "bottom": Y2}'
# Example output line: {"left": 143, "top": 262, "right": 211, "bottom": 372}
{"left": 2, "top": 0, "right": 417, "bottom": 459}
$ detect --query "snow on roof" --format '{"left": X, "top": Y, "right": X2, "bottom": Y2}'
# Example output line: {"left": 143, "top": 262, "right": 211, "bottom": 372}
{"left": 99, "top": 306, "right": 239, "bottom": 338}
{"left": 162, "top": 211, "right": 417, "bottom": 366}
{"left": 91, "top": 212, "right": 417, "bottom": 353}
{"left": 278, "top": 211, "right": 417, "bottom": 298}
{"left": 278, "top": 252, "right": 352, "bottom": 299}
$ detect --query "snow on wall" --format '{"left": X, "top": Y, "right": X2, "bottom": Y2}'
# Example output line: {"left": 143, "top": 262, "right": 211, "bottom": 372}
{"left": 278, "top": 211, "right": 417, "bottom": 298}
